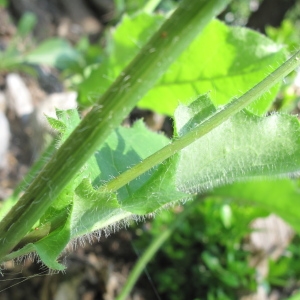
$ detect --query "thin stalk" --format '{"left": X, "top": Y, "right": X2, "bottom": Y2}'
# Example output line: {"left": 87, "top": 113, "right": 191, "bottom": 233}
{"left": 101, "top": 50, "right": 300, "bottom": 193}
{"left": 0, "top": 0, "right": 230, "bottom": 260}
{"left": 116, "top": 200, "right": 198, "bottom": 300}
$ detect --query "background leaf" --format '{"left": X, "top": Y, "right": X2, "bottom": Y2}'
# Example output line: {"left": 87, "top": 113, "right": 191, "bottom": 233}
{"left": 25, "top": 38, "right": 83, "bottom": 69}
{"left": 79, "top": 16, "right": 286, "bottom": 115}
{"left": 139, "top": 19, "right": 286, "bottom": 115}
{"left": 78, "top": 13, "right": 164, "bottom": 105}
{"left": 17, "top": 12, "right": 37, "bottom": 37}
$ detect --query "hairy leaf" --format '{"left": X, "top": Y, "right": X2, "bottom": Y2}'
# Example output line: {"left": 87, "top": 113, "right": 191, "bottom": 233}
{"left": 71, "top": 179, "right": 127, "bottom": 239}
{"left": 174, "top": 95, "right": 300, "bottom": 193}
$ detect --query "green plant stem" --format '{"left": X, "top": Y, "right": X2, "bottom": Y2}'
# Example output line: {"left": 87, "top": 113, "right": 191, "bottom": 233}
{"left": 102, "top": 50, "right": 300, "bottom": 193}
{"left": 0, "top": 0, "right": 229, "bottom": 261}
{"left": 116, "top": 200, "right": 198, "bottom": 300}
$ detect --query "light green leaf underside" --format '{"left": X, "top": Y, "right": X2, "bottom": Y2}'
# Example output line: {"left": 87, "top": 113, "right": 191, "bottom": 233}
{"left": 120, "top": 156, "right": 190, "bottom": 214}
{"left": 174, "top": 95, "right": 300, "bottom": 194}
{"left": 79, "top": 14, "right": 286, "bottom": 115}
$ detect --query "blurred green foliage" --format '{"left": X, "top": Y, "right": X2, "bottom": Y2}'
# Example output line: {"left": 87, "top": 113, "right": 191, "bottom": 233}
{"left": 265, "top": 18, "right": 300, "bottom": 112}
{"left": 267, "top": 236, "right": 300, "bottom": 297}
{"left": 266, "top": 20, "right": 300, "bottom": 53}
{"left": 133, "top": 198, "right": 268, "bottom": 299}
{"left": 0, "top": 0, "right": 7, "bottom": 7}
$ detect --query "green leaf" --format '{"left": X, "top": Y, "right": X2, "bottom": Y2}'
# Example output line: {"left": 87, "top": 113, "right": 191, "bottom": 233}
{"left": 15, "top": 213, "right": 72, "bottom": 271}
{"left": 139, "top": 19, "right": 286, "bottom": 115}
{"left": 71, "top": 179, "right": 127, "bottom": 239}
{"left": 120, "top": 157, "right": 190, "bottom": 214}
{"left": 46, "top": 111, "right": 186, "bottom": 234}
{"left": 45, "top": 115, "right": 66, "bottom": 133}
{"left": 17, "top": 12, "right": 37, "bottom": 37}
{"left": 37, "top": 114, "right": 178, "bottom": 241}
{"left": 214, "top": 179, "right": 300, "bottom": 233}
{"left": 25, "top": 38, "right": 83, "bottom": 69}
{"left": 6, "top": 75, "right": 300, "bottom": 268}
{"left": 44, "top": 88, "right": 300, "bottom": 240}
{"left": 79, "top": 15, "right": 286, "bottom": 115}
{"left": 42, "top": 113, "right": 180, "bottom": 238}
{"left": 93, "top": 120, "right": 169, "bottom": 184}
{"left": 33, "top": 216, "right": 71, "bottom": 270}
{"left": 78, "top": 13, "right": 164, "bottom": 104}
{"left": 174, "top": 95, "right": 300, "bottom": 194}
{"left": 47, "top": 109, "right": 82, "bottom": 148}
{"left": 92, "top": 120, "right": 188, "bottom": 214}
